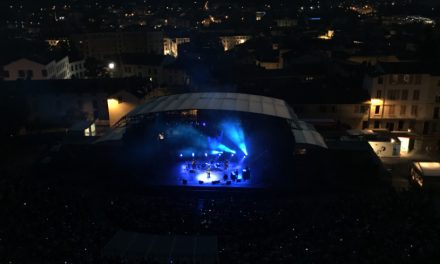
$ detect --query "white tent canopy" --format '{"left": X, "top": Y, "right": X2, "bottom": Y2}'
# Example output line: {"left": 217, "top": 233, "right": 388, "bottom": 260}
{"left": 97, "top": 92, "right": 327, "bottom": 148}
{"left": 127, "top": 92, "right": 297, "bottom": 120}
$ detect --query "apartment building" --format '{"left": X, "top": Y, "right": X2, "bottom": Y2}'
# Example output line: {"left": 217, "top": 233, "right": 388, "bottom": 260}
{"left": 2, "top": 56, "right": 87, "bottom": 80}
{"left": 3, "top": 56, "right": 71, "bottom": 80}
{"left": 363, "top": 62, "right": 440, "bottom": 148}
{"left": 219, "top": 35, "right": 252, "bottom": 51}
{"left": 113, "top": 54, "right": 189, "bottom": 87}
{"left": 69, "top": 59, "right": 86, "bottom": 79}
{"left": 71, "top": 31, "right": 164, "bottom": 61}
{"left": 163, "top": 36, "right": 190, "bottom": 58}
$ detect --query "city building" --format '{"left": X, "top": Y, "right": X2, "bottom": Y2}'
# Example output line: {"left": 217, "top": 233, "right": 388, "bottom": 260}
{"left": 69, "top": 59, "right": 86, "bottom": 79}
{"left": 71, "top": 31, "right": 164, "bottom": 61}
{"left": 2, "top": 79, "right": 152, "bottom": 133}
{"left": 163, "top": 36, "right": 190, "bottom": 58}
{"left": 363, "top": 62, "right": 440, "bottom": 149}
{"left": 112, "top": 54, "right": 189, "bottom": 87}
{"left": 220, "top": 35, "right": 252, "bottom": 52}
{"left": 3, "top": 56, "right": 71, "bottom": 80}
{"left": 255, "top": 50, "right": 282, "bottom": 70}
{"left": 274, "top": 18, "right": 298, "bottom": 28}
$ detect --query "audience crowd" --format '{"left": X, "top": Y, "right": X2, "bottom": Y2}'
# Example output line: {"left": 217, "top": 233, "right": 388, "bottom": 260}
{"left": 1, "top": 141, "right": 440, "bottom": 264}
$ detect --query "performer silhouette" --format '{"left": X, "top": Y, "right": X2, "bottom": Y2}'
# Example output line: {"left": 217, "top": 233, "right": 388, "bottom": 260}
{"left": 207, "top": 166, "right": 211, "bottom": 179}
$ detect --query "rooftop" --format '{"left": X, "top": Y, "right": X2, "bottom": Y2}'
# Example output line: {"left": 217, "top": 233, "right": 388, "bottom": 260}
{"left": 1, "top": 78, "right": 149, "bottom": 98}
{"left": 375, "top": 61, "right": 440, "bottom": 75}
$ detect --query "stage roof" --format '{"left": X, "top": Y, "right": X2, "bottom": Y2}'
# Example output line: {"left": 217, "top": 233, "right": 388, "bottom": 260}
{"left": 98, "top": 92, "right": 327, "bottom": 148}
{"left": 126, "top": 92, "right": 298, "bottom": 120}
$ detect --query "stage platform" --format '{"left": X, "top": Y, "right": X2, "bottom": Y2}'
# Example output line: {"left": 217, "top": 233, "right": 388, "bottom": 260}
{"left": 173, "top": 159, "right": 259, "bottom": 188}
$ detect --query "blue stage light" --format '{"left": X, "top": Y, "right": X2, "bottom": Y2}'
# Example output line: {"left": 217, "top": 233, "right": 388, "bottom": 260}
{"left": 192, "top": 152, "right": 195, "bottom": 157}
{"left": 218, "top": 144, "right": 236, "bottom": 154}
{"left": 239, "top": 143, "right": 248, "bottom": 156}
{"left": 179, "top": 153, "right": 183, "bottom": 157}
{"left": 204, "top": 153, "right": 208, "bottom": 157}
{"left": 211, "top": 150, "right": 223, "bottom": 155}
{"left": 219, "top": 120, "right": 248, "bottom": 156}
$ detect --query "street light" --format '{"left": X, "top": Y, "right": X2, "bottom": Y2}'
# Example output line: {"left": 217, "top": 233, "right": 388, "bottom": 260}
{"left": 108, "top": 62, "right": 116, "bottom": 78}
{"left": 370, "top": 98, "right": 383, "bottom": 105}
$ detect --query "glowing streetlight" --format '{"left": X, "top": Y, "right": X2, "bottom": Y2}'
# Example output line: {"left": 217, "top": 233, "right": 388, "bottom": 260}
{"left": 108, "top": 62, "right": 115, "bottom": 70}
{"left": 370, "top": 98, "right": 383, "bottom": 105}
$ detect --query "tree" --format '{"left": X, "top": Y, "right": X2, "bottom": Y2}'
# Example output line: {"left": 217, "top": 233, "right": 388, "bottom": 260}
{"left": 84, "top": 57, "right": 109, "bottom": 78}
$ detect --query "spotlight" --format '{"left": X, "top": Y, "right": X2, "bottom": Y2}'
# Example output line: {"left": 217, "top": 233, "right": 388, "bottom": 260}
{"left": 192, "top": 153, "right": 195, "bottom": 157}
{"left": 239, "top": 143, "right": 248, "bottom": 156}
{"left": 205, "top": 153, "right": 208, "bottom": 157}
{"left": 202, "top": 122, "right": 206, "bottom": 126}
{"left": 179, "top": 153, "right": 183, "bottom": 157}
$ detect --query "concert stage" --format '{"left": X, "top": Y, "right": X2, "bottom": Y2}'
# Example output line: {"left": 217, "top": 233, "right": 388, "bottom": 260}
{"left": 94, "top": 93, "right": 328, "bottom": 190}
{"left": 173, "top": 154, "right": 257, "bottom": 188}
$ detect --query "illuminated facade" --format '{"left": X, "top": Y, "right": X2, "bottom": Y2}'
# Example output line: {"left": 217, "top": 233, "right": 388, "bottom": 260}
{"left": 363, "top": 62, "right": 440, "bottom": 149}
{"left": 274, "top": 18, "right": 297, "bottom": 28}
{"left": 220, "top": 35, "right": 251, "bottom": 51}
{"left": 69, "top": 60, "right": 86, "bottom": 79}
{"left": 163, "top": 37, "right": 190, "bottom": 58}
{"left": 107, "top": 91, "right": 139, "bottom": 127}
{"left": 3, "top": 57, "right": 72, "bottom": 80}
{"left": 318, "top": 30, "right": 334, "bottom": 40}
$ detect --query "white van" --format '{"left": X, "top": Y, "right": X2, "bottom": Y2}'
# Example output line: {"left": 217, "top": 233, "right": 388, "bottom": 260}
{"left": 410, "top": 162, "right": 440, "bottom": 190}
